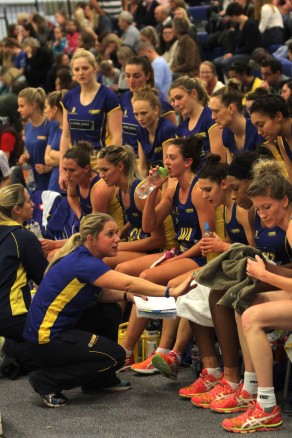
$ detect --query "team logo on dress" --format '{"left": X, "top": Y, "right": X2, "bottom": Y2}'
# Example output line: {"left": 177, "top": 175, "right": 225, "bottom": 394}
{"left": 89, "top": 109, "right": 101, "bottom": 114}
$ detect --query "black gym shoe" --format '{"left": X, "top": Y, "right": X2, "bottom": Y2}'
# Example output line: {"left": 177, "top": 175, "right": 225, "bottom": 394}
{"left": 41, "top": 393, "right": 68, "bottom": 408}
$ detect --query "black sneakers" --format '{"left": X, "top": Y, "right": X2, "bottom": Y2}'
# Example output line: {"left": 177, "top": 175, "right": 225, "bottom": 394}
{"left": 41, "top": 393, "right": 68, "bottom": 408}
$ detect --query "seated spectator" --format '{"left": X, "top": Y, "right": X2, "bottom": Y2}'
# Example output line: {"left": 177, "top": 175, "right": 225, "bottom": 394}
{"left": 2, "top": 38, "right": 26, "bottom": 74}
{"left": 245, "top": 87, "right": 270, "bottom": 116}
{"left": 30, "top": 12, "right": 53, "bottom": 47}
{"left": 19, "top": 22, "right": 37, "bottom": 44}
{"left": 118, "top": 11, "right": 140, "bottom": 53}
{"left": 138, "top": 42, "right": 172, "bottom": 98}
{"left": 46, "top": 52, "right": 71, "bottom": 93}
{"left": 173, "top": 6, "right": 197, "bottom": 42}
{"left": 51, "top": 26, "right": 67, "bottom": 59}
{"left": 99, "top": 60, "right": 120, "bottom": 91}
{"left": 260, "top": 57, "right": 289, "bottom": 93}
{"left": 0, "top": 80, "right": 26, "bottom": 135}
{"left": 0, "top": 184, "right": 48, "bottom": 378}
{"left": 154, "top": 5, "right": 172, "bottom": 38}
{"left": 214, "top": 3, "right": 261, "bottom": 82}
{"left": 116, "top": 45, "right": 135, "bottom": 93}
{"left": 78, "top": 29, "right": 98, "bottom": 56}
{"left": 254, "top": 0, "right": 284, "bottom": 48}
{"left": 227, "top": 61, "right": 263, "bottom": 104}
{"left": 23, "top": 37, "right": 53, "bottom": 89}
{"left": 171, "top": 18, "right": 201, "bottom": 78}
{"left": 199, "top": 61, "right": 224, "bottom": 96}
{"left": 55, "top": 67, "right": 76, "bottom": 91}
{"left": 84, "top": 2, "right": 100, "bottom": 35}
{"left": 281, "top": 79, "right": 292, "bottom": 114}
{"left": 140, "top": 26, "right": 160, "bottom": 51}
{"left": 128, "top": 0, "right": 147, "bottom": 30}
{"left": 0, "top": 66, "right": 25, "bottom": 95}
{"left": 160, "top": 23, "right": 178, "bottom": 66}
{"left": 54, "top": 9, "right": 68, "bottom": 33}
{"left": 100, "top": 33, "right": 122, "bottom": 67}
{"left": 65, "top": 19, "right": 80, "bottom": 55}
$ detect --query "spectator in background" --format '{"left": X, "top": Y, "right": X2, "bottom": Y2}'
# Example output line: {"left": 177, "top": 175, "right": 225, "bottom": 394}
{"left": 118, "top": 11, "right": 140, "bottom": 53}
{"left": 0, "top": 151, "right": 11, "bottom": 187}
{"left": 213, "top": 3, "right": 261, "bottom": 82}
{"left": 173, "top": 7, "right": 197, "bottom": 42}
{"left": 2, "top": 38, "right": 26, "bottom": 74}
{"left": 91, "top": 0, "right": 126, "bottom": 34}
{"left": 281, "top": 79, "right": 292, "bottom": 114}
{"left": 254, "top": 0, "right": 284, "bottom": 48}
{"left": 261, "top": 57, "right": 289, "bottom": 93}
{"left": 0, "top": 80, "right": 25, "bottom": 134}
{"left": 20, "top": 22, "right": 37, "bottom": 44}
{"left": 154, "top": 5, "right": 172, "bottom": 37}
{"left": 160, "top": 23, "right": 178, "bottom": 66}
{"left": 227, "top": 61, "right": 263, "bottom": 104}
{"left": 65, "top": 19, "right": 80, "bottom": 55}
{"left": 55, "top": 67, "right": 76, "bottom": 91}
{"left": 140, "top": 26, "right": 160, "bottom": 51}
{"left": 199, "top": 61, "right": 224, "bottom": 96}
{"left": 30, "top": 12, "right": 53, "bottom": 47}
{"left": 99, "top": 60, "right": 120, "bottom": 91}
{"left": 46, "top": 52, "right": 71, "bottom": 92}
{"left": 171, "top": 18, "right": 201, "bottom": 78}
{"left": 142, "top": 0, "right": 160, "bottom": 28}
{"left": 101, "top": 33, "right": 122, "bottom": 68}
{"left": 138, "top": 42, "right": 172, "bottom": 98}
{"left": 52, "top": 26, "right": 67, "bottom": 59}
{"left": 54, "top": 9, "right": 68, "bottom": 33}
{"left": 78, "top": 29, "right": 98, "bottom": 56}
{"left": 23, "top": 37, "right": 52, "bottom": 90}
{"left": 0, "top": 66, "right": 25, "bottom": 95}
{"left": 116, "top": 45, "right": 134, "bottom": 93}
{"left": 129, "top": 0, "right": 147, "bottom": 29}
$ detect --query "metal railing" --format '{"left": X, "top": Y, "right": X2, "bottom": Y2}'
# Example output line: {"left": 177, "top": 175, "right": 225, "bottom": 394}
{"left": 0, "top": 1, "right": 79, "bottom": 39}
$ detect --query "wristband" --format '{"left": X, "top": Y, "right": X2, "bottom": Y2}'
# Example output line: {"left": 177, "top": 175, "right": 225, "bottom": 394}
{"left": 165, "top": 286, "right": 170, "bottom": 298}
{"left": 124, "top": 291, "right": 128, "bottom": 302}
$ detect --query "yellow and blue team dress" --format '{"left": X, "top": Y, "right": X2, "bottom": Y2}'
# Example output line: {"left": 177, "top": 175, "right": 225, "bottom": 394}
{"left": 175, "top": 106, "right": 216, "bottom": 171}
{"left": 62, "top": 84, "right": 120, "bottom": 150}
{"left": 120, "top": 90, "right": 175, "bottom": 154}
{"left": 222, "top": 118, "right": 265, "bottom": 156}
{"left": 76, "top": 173, "right": 124, "bottom": 230}
{"left": 25, "top": 119, "right": 58, "bottom": 190}
{"left": 47, "top": 122, "right": 63, "bottom": 193}
{"left": 137, "top": 118, "right": 176, "bottom": 167}
{"left": 254, "top": 212, "right": 292, "bottom": 264}
{"left": 225, "top": 203, "right": 248, "bottom": 245}
{"left": 120, "top": 179, "right": 176, "bottom": 250}
{"left": 172, "top": 175, "right": 205, "bottom": 266}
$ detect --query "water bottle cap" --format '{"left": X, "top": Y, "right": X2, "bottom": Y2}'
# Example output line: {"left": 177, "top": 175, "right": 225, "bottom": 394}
{"left": 158, "top": 167, "right": 168, "bottom": 177}
{"left": 204, "top": 222, "right": 211, "bottom": 231}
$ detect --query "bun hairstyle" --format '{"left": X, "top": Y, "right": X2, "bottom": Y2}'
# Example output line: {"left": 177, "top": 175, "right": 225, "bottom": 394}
{"left": 248, "top": 159, "right": 292, "bottom": 202}
{"left": 171, "top": 135, "right": 204, "bottom": 172}
{"left": 212, "top": 78, "right": 243, "bottom": 112}
{"left": 132, "top": 86, "right": 161, "bottom": 111}
{"left": 198, "top": 153, "right": 228, "bottom": 183}
{"left": 63, "top": 141, "right": 92, "bottom": 168}
{"left": 46, "top": 89, "right": 67, "bottom": 111}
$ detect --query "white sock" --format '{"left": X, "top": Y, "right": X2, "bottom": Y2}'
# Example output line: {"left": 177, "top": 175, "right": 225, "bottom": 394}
{"left": 242, "top": 371, "right": 258, "bottom": 395}
{"left": 123, "top": 347, "right": 133, "bottom": 357}
{"left": 156, "top": 347, "right": 170, "bottom": 355}
{"left": 257, "top": 387, "right": 276, "bottom": 412}
{"left": 225, "top": 379, "right": 240, "bottom": 391}
{"left": 205, "top": 367, "right": 222, "bottom": 379}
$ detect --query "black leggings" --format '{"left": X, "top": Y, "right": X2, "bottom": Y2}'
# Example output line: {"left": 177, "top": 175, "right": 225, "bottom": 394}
{"left": 27, "top": 303, "right": 124, "bottom": 395}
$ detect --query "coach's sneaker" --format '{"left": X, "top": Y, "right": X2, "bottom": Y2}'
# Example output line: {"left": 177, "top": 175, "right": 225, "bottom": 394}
{"left": 210, "top": 384, "right": 256, "bottom": 413}
{"left": 222, "top": 402, "right": 283, "bottom": 433}
{"left": 191, "top": 378, "right": 237, "bottom": 409}
{"left": 117, "top": 355, "right": 135, "bottom": 372}
{"left": 151, "top": 352, "right": 179, "bottom": 380}
{"left": 179, "top": 369, "right": 222, "bottom": 399}
{"left": 131, "top": 352, "right": 159, "bottom": 375}
{"left": 42, "top": 393, "right": 68, "bottom": 408}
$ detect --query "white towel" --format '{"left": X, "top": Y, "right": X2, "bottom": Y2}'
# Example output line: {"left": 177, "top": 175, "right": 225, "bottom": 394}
{"left": 41, "top": 191, "right": 62, "bottom": 228}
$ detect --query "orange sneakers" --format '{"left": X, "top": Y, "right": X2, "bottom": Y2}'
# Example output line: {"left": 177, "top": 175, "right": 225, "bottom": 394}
{"left": 179, "top": 369, "right": 221, "bottom": 399}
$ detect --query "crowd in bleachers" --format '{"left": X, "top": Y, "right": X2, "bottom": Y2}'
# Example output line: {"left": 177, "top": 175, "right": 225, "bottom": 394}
{"left": 1, "top": 0, "right": 292, "bottom": 433}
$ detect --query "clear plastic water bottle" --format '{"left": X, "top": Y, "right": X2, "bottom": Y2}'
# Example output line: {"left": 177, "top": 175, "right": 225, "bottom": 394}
{"left": 191, "top": 344, "right": 203, "bottom": 379}
{"left": 136, "top": 167, "right": 168, "bottom": 199}
{"left": 22, "top": 162, "right": 36, "bottom": 192}
{"left": 30, "top": 220, "right": 42, "bottom": 239}
{"left": 145, "top": 320, "right": 160, "bottom": 357}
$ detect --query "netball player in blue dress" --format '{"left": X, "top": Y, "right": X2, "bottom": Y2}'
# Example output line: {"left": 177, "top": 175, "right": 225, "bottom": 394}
{"left": 44, "top": 90, "right": 67, "bottom": 193}
{"left": 97, "top": 145, "right": 176, "bottom": 270}
{"left": 132, "top": 87, "right": 176, "bottom": 176}
{"left": 120, "top": 56, "right": 176, "bottom": 155}
{"left": 209, "top": 80, "right": 267, "bottom": 163}
{"left": 250, "top": 94, "right": 292, "bottom": 179}
{"left": 59, "top": 49, "right": 122, "bottom": 190}
{"left": 23, "top": 213, "right": 193, "bottom": 408}
{"left": 18, "top": 88, "right": 57, "bottom": 191}
{"left": 169, "top": 76, "right": 225, "bottom": 167}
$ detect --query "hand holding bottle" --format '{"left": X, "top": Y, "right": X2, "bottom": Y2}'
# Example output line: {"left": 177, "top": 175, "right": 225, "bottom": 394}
{"left": 136, "top": 166, "right": 169, "bottom": 199}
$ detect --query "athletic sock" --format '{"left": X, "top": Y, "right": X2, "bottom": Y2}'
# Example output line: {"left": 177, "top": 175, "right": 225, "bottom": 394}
{"left": 205, "top": 367, "right": 222, "bottom": 379}
{"left": 156, "top": 347, "right": 170, "bottom": 355}
{"left": 242, "top": 371, "right": 258, "bottom": 395}
{"left": 124, "top": 347, "right": 133, "bottom": 357}
{"left": 257, "top": 387, "right": 276, "bottom": 412}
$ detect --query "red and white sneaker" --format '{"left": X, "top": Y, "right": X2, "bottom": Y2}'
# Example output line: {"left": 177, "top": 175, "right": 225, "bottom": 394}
{"left": 210, "top": 384, "right": 256, "bottom": 413}
{"left": 117, "top": 355, "right": 135, "bottom": 373}
{"left": 151, "top": 352, "right": 179, "bottom": 380}
{"left": 222, "top": 402, "right": 283, "bottom": 433}
{"left": 131, "top": 351, "right": 160, "bottom": 375}
{"left": 191, "top": 378, "right": 237, "bottom": 409}
{"left": 178, "top": 369, "right": 222, "bottom": 399}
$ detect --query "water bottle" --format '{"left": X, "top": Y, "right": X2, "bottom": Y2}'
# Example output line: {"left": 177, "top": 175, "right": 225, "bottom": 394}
{"left": 136, "top": 167, "right": 168, "bottom": 199}
{"left": 22, "top": 162, "right": 36, "bottom": 192}
{"left": 30, "top": 220, "right": 42, "bottom": 239}
{"left": 191, "top": 344, "right": 203, "bottom": 379}
{"left": 203, "top": 222, "right": 217, "bottom": 263}
{"left": 145, "top": 320, "right": 160, "bottom": 357}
